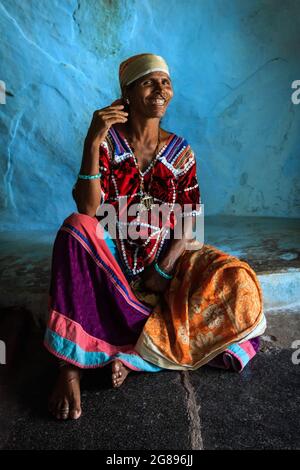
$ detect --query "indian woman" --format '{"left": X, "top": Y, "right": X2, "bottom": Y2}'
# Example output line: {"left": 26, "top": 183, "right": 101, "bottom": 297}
{"left": 45, "top": 53, "right": 266, "bottom": 420}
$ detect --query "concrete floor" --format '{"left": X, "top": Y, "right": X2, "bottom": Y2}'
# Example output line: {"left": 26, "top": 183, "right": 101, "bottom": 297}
{"left": 0, "top": 216, "right": 299, "bottom": 450}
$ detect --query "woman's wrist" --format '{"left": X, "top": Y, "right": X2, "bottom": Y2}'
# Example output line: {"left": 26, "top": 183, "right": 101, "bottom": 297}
{"left": 157, "top": 258, "right": 174, "bottom": 275}
{"left": 83, "top": 135, "right": 101, "bottom": 156}
{"left": 85, "top": 130, "right": 105, "bottom": 149}
{"left": 78, "top": 172, "right": 102, "bottom": 180}
{"left": 154, "top": 262, "right": 173, "bottom": 280}
{"left": 158, "top": 239, "right": 185, "bottom": 273}
{"left": 79, "top": 139, "right": 101, "bottom": 176}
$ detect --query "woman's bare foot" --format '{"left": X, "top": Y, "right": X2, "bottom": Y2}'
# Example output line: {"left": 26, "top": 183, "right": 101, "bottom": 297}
{"left": 48, "top": 365, "right": 82, "bottom": 420}
{"left": 112, "top": 360, "right": 131, "bottom": 388}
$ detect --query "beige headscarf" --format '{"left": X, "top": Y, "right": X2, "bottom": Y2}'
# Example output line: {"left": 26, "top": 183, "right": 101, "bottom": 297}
{"left": 119, "top": 53, "right": 170, "bottom": 89}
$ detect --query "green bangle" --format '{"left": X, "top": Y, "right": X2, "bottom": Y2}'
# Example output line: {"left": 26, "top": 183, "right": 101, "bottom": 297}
{"left": 78, "top": 172, "right": 102, "bottom": 180}
{"left": 154, "top": 262, "right": 173, "bottom": 280}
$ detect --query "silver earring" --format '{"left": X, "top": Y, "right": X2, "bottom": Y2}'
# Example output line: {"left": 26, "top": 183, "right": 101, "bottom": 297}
{"left": 125, "top": 98, "right": 130, "bottom": 104}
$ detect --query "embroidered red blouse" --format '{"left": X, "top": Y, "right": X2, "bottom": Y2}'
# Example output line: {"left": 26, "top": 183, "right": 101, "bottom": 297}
{"left": 97, "top": 126, "right": 201, "bottom": 277}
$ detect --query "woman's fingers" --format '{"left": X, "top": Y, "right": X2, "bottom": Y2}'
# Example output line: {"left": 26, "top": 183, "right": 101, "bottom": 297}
{"left": 93, "top": 99, "right": 127, "bottom": 119}
{"left": 97, "top": 103, "right": 125, "bottom": 113}
{"left": 110, "top": 98, "right": 124, "bottom": 106}
{"left": 104, "top": 116, "right": 128, "bottom": 127}
{"left": 87, "top": 100, "right": 127, "bottom": 141}
{"left": 102, "top": 113, "right": 128, "bottom": 123}
{"left": 97, "top": 111, "right": 128, "bottom": 125}
{"left": 95, "top": 111, "right": 128, "bottom": 122}
{"left": 97, "top": 109, "right": 128, "bottom": 117}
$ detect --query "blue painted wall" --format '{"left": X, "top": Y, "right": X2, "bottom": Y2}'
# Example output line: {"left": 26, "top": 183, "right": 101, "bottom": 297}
{"left": 1, "top": 0, "right": 300, "bottom": 229}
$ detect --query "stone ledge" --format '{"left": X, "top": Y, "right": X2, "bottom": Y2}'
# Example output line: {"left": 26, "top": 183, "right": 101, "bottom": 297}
{"left": 0, "top": 216, "right": 299, "bottom": 322}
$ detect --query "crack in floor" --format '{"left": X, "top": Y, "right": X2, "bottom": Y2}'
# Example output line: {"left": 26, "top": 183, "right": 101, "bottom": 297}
{"left": 180, "top": 371, "right": 203, "bottom": 450}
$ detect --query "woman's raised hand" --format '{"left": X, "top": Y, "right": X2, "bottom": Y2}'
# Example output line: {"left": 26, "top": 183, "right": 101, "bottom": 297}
{"left": 86, "top": 98, "right": 128, "bottom": 144}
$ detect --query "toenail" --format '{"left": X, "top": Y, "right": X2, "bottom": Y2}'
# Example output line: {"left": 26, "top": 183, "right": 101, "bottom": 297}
{"left": 71, "top": 411, "right": 81, "bottom": 420}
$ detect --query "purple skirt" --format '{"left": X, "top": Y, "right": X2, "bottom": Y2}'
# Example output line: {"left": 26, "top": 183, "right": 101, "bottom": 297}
{"left": 44, "top": 212, "right": 261, "bottom": 372}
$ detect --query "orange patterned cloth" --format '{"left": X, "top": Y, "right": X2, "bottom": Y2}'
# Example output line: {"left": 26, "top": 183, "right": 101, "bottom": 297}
{"left": 133, "top": 244, "right": 264, "bottom": 370}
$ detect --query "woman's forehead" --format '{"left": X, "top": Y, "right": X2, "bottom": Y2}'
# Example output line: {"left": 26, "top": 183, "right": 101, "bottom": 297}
{"left": 122, "top": 70, "right": 172, "bottom": 93}
{"left": 138, "top": 71, "right": 171, "bottom": 82}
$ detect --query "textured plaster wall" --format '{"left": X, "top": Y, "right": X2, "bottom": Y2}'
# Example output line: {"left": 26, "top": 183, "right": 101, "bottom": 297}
{"left": 1, "top": 0, "right": 300, "bottom": 229}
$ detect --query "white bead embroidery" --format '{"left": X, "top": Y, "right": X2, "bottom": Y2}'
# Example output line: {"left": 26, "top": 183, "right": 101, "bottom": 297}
{"left": 183, "top": 183, "right": 199, "bottom": 192}
{"left": 104, "top": 132, "right": 198, "bottom": 275}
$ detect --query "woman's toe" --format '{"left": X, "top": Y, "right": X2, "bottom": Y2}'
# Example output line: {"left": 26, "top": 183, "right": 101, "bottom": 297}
{"left": 58, "top": 400, "right": 69, "bottom": 420}
{"left": 112, "top": 360, "right": 127, "bottom": 387}
{"left": 55, "top": 401, "right": 64, "bottom": 420}
{"left": 61, "top": 411, "right": 69, "bottom": 420}
{"left": 70, "top": 406, "right": 81, "bottom": 420}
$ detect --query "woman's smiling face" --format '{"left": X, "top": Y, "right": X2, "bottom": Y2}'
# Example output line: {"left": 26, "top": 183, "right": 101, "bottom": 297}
{"left": 125, "top": 71, "right": 174, "bottom": 119}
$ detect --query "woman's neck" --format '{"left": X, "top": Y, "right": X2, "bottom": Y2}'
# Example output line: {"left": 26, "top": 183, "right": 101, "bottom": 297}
{"left": 125, "top": 114, "right": 160, "bottom": 145}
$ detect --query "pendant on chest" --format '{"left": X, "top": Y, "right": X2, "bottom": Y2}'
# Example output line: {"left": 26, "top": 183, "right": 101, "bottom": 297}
{"left": 138, "top": 193, "right": 154, "bottom": 212}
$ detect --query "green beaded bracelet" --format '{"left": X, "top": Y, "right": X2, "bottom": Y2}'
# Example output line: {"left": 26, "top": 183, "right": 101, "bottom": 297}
{"left": 154, "top": 262, "right": 173, "bottom": 280}
{"left": 78, "top": 172, "right": 102, "bottom": 180}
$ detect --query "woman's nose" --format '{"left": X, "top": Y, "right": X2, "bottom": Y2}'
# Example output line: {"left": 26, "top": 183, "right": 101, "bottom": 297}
{"left": 154, "top": 85, "right": 164, "bottom": 95}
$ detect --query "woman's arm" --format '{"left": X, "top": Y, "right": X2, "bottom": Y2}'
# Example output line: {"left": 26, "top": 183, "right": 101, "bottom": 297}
{"left": 142, "top": 216, "right": 202, "bottom": 293}
{"left": 158, "top": 216, "right": 200, "bottom": 272}
{"left": 146, "top": 144, "right": 202, "bottom": 289}
{"left": 73, "top": 99, "right": 128, "bottom": 216}
{"left": 73, "top": 136, "right": 103, "bottom": 216}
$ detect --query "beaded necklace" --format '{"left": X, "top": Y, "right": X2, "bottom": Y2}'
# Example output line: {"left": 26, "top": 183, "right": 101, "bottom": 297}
{"left": 124, "top": 130, "right": 163, "bottom": 212}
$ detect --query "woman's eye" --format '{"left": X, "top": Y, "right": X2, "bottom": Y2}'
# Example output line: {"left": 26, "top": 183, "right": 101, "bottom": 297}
{"left": 142, "top": 79, "right": 171, "bottom": 86}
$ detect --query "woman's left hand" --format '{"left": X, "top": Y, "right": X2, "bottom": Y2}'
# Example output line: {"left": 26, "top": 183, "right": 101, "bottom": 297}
{"left": 141, "top": 265, "right": 171, "bottom": 293}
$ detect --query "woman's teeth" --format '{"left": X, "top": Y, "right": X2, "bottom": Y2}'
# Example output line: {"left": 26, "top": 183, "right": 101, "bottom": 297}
{"left": 151, "top": 99, "right": 165, "bottom": 105}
